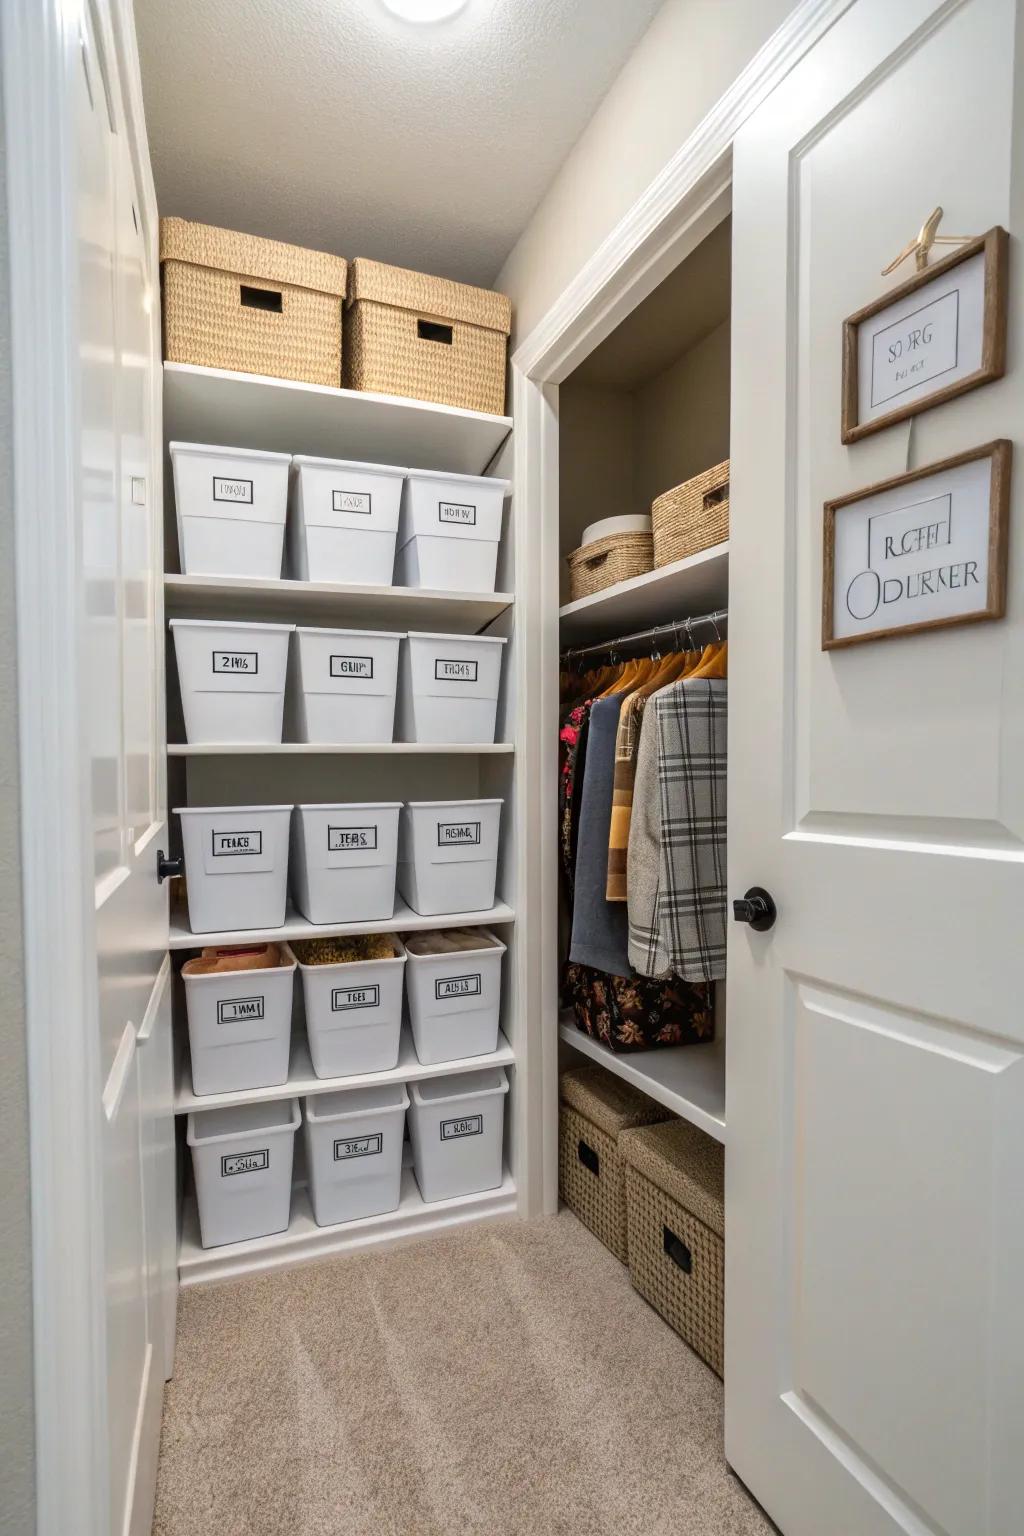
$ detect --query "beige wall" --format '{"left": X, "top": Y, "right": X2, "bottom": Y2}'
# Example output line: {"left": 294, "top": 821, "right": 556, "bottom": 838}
{"left": 498, "top": 0, "right": 797, "bottom": 342}
{"left": 634, "top": 319, "right": 731, "bottom": 508}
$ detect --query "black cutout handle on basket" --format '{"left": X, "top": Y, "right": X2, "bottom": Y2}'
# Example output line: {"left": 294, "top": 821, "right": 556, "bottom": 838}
{"left": 577, "top": 1139, "right": 599, "bottom": 1177}
{"left": 663, "top": 1225, "right": 692, "bottom": 1274}
{"left": 703, "top": 481, "right": 729, "bottom": 511}
{"left": 417, "top": 318, "right": 453, "bottom": 345}
{"left": 240, "top": 284, "right": 283, "bottom": 313}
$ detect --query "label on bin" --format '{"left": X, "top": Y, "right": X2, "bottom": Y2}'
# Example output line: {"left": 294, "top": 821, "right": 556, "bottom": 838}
{"left": 434, "top": 658, "right": 478, "bottom": 683}
{"left": 440, "top": 1115, "right": 483, "bottom": 1140}
{"left": 217, "top": 995, "right": 265, "bottom": 1024}
{"left": 212, "top": 650, "right": 258, "bottom": 674}
{"left": 332, "top": 984, "right": 380, "bottom": 1012}
{"left": 211, "top": 830, "right": 263, "bottom": 856}
{"left": 333, "top": 1133, "right": 383, "bottom": 1161}
{"left": 328, "top": 825, "right": 378, "bottom": 852}
{"left": 330, "top": 654, "right": 374, "bottom": 680}
{"left": 221, "top": 1149, "right": 269, "bottom": 1176}
{"left": 438, "top": 501, "right": 477, "bottom": 526}
{"left": 437, "top": 821, "right": 481, "bottom": 847}
{"left": 435, "top": 973, "right": 482, "bottom": 1001}
{"left": 212, "top": 476, "right": 253, "bottom": 504}
{"left": 332, "top": 489, "right": 372, "bottom": 515}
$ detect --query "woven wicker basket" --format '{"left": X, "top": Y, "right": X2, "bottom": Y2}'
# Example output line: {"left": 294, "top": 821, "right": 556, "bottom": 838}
{"left": 620, "top": 1119, "right": 725, "bottom": 1375}
{"left": 160, "top": 218, "right": 347, "bottom": 387}
{"left": 651, "top": 458, "right": 730, "bottom": 568}
{"left": 566, "top": 531, "right": 654, "bottom": 602}
{"left": 344, "top": 259, "right": 511, "bottom": 415}
{"left": 558, "top": 1065, "right": 671, "bottom": 1263}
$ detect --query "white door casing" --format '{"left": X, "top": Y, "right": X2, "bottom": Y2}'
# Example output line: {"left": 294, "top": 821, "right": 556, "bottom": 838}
{"left": 727, "top": 2, "right": 1024, "bottom": 1534}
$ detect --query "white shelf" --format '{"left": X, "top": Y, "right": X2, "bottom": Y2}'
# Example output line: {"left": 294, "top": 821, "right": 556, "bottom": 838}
{"left": 168, "top": 740, "right": 514, "bottom": 757}
{"left": 558, "top": 1016, "right": 726, "bottom": 1143}
{"left": 558, "top": 542, "right": 729, "bottom": 644}
{"left": 169, "top": 898, "right": 515, "bottom": 950}
{"left": 163, "top": 363, "right": 512, "bottom": 477}
{"left": 178, "top": 1166, "right": 517, "bottom": 1287}
{"left": 164, "top": 573, "right": 513, "bottom": 633}
{"left": 175, "top": 1027, "right": 514, "bottom": 1113}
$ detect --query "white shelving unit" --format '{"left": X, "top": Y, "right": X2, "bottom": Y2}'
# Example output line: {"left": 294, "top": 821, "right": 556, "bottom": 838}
{"left": 164, "top": 572, "right": 513, "bottom": 633}
{"left": 164, "top": 365, "right": 522, "bottom": 1284}
{"left": 164, "top": 362, "right": 512, "bottom": 476}
{"left": 175, "top": 1027, "right": 515, "bottom": 1114}
{"left": 559, "top": 1019, "right": 726, "bottom": 1144}
{"left": 559, "top": 542, "right": 728, "bottom": 644}
{"left": 168, "top": 741, "right": 515, "bottom": 757}
{"left": 178, "top": 1165, "right": 518, "bottom": 1288}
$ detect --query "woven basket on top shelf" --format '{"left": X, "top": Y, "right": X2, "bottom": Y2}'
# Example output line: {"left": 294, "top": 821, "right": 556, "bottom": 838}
{"left": 160, "top": 218, "right": 348, "bottom": 387}
{"left": 566, "top": 531, "right": 654, "bottom": 602}
{"left": 651, "top": 458, "right": 730, "bottom": 568}
{"left": 344, "top": 258, "right": 512, "bottom": 415}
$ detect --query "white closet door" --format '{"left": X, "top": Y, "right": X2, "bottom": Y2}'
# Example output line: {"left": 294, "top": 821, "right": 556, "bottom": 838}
{"left": 727, "top": 1, "right": 1024, "bottom": 1533}
{"left": 77, "top": 6, "right": 169, "bottom": 1533}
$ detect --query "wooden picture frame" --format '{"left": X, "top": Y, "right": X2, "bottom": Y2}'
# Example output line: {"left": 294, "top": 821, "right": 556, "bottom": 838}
{"left": 841, "top": 227, "right": 1008, "bottom": 444}
{"left": 822, "top": 440, "right": 1011, "bottom": 650}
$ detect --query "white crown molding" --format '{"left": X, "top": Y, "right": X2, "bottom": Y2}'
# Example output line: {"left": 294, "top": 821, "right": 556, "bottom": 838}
{"left": 513, "top": 0, "right": 855, "bottom": 382}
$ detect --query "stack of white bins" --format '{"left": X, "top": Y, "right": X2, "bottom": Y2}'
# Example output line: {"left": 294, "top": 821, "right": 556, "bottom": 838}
{"left": 172, "top": 442, "right": 509, "bottom": 596}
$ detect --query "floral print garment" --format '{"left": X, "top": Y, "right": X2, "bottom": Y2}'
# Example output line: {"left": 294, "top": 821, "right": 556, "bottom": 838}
{"left": 559, "top": 700, "right": 593, "bottom": 894}
{"left": 563, "top": 961, "right": 714, "bottom": 1054}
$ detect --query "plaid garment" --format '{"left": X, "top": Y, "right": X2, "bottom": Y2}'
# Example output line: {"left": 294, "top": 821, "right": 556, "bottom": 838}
{"left": 627, "top": 679, "right": 727, "bottom": 982}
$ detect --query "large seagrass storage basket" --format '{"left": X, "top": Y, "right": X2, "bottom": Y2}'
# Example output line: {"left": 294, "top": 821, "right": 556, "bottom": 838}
{"left": 559, "top": 1065, "right": 671, "bottom": 1263}
{"left": 620, "top": 1119, "right": 725, "bottom": 1375}
{"left": 566, "top": 531, "right": 654, "bottom": 601}
{"left": 651, "top": 458, "right": 730, "bottom": 568}
{"left": 160, "top": 218, "right": 348, "bottom": 387}
{"left": 344, "top": 259, "right": 512, "bottom": 415}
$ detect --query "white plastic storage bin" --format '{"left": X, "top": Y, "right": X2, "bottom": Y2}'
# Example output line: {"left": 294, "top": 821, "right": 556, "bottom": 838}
{"left": 170, "top": 619, "right": 294, "bottom": 744}
{"left": 176, "top": 804, "right": 293, "bottom": 934}
{"left": 290, "top": 802, "right": 401, "bottom": 924}
{"left": 405, "top": 929, "right": 505, "bottom": 1065}
{"left": 289, "top": 626, "right": 402, "bottom": 744}
{"left": 395, "top": 469, "right": 509, "bottom": 593}
{"left": 183, "top": 943, "right": 296, "bottom": 1096}
{"left": 187, "top": 1098, "right": 299, "bottom": 1248}
{"left": 396, "top": 632, "right": 507, "bottom": 744}
{"left": 296, "top": 936, "right": 407, "bottom": 1078}
{"left": 408, "top": 1067, "right": 508, "bottom": 1202}
{"left": 398, "top": 799, "right": 502, "bottom": 916}
{"left": 289, "top": 456, "right": 404, "bottom": 585}
{"left": 304, "top": 1083, "right": 409, "bottom": 1226}
{"left": 171, "top": 441, "right": 290, "bottom": 578}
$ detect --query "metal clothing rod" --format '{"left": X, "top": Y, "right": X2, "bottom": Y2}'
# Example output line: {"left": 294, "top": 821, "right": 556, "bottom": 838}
{"left": 561, "top": 607, "right": 729, "bottom": 662}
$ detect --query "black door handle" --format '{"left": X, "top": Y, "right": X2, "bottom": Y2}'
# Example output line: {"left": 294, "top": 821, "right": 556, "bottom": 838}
{"left": 732, "top": 886, "right": 777, "bottom": 931}
{"left": 156, "top": 849, "right": 183, "bottom": 885}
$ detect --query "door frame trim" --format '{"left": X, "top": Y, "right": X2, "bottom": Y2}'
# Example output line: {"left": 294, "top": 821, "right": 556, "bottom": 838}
{"left": 509, "top": 0, "right": 855, "bottom": 1216}
{"left": 2, "top": 2, "right": 161, "bottom": 1533}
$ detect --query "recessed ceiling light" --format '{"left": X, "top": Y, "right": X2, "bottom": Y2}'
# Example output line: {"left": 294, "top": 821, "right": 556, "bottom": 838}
{"left": 379, "top": 0, "right": 469, "bottom": 21}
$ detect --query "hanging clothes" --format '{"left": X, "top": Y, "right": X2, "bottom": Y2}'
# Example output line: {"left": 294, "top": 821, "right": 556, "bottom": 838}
{"left": 627, "top": 676, "right": 728, "bottom": 983}
{"left": 568, "top": 693, "right": 631, "bottom": 974}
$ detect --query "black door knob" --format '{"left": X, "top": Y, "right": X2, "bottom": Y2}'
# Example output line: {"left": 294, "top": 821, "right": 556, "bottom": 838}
{"left": 732, "top": 886, "right": 777, "bottom": 932}
{"left": 156, "top": 849, "right": 183, "bottom": 885}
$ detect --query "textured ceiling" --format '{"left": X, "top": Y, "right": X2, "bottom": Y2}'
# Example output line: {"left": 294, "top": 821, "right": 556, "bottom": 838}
{"left": 135, "top": 0, "right": 663, "bottom": 288}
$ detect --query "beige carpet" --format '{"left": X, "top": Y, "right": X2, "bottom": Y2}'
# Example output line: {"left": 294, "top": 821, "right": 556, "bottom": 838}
{"left": 153, "top": 1209, "right": 774, "bottom": 1536}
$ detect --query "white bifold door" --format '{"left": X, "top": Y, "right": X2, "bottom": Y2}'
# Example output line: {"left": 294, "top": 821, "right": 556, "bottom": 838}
{"left": 727, "top": 1, "right": 1024, "bottom": 1534}
{"left": 77, "top": 4, "right": 174, "bottom": 1533}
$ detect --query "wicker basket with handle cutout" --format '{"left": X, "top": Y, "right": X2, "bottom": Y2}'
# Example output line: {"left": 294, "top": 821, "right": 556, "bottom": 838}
{"left": 651, "top": 458, "right": 730, "bottom": 568}
{"left": 566, "top": 530, "right": 654, "bottom": 601}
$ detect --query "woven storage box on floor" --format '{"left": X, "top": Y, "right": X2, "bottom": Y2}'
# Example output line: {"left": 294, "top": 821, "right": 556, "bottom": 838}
{"left": 620, "top": 1118, "right": 725, "bottom": 1375}
{"left": 566, "top": 531, "right": 654, "bottom": 602}
{"left": 559, "top": 1064, "right": 671, "bottom": 1263}
{"left": 344, "top": 259, "right": 512, "bottom": 415}
{"left": 160, "top": 218, "right": 348, "bottom": 387}
{"left": 651, "top": 458, "right": 730, "bottom": 568}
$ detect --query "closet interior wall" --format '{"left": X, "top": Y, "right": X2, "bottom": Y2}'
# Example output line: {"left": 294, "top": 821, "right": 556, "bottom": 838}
{"left": 556, "top": 204, "right": 732, "bottom": 1115}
